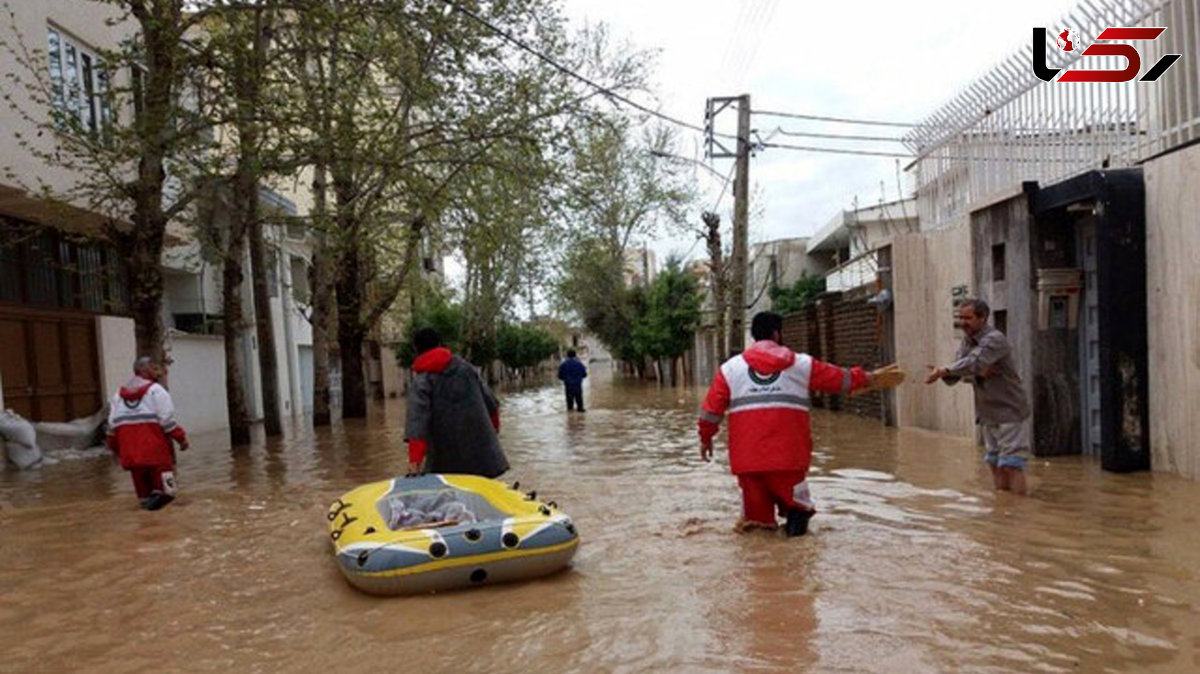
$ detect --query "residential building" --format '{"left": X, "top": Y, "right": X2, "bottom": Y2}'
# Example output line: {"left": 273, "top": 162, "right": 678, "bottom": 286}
{"left": 1, "top": 3, "right": 323, "bottom": 436}
{"left": 896, "top": 0, "right": 1200, "bottom": 478}
{"left": 622, "top": 245, "right": 657, "bottom": 288}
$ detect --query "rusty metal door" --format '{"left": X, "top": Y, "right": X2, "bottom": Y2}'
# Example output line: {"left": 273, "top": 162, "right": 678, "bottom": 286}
{"left": 0, "top": 308, "right": 101, "bottom": 422}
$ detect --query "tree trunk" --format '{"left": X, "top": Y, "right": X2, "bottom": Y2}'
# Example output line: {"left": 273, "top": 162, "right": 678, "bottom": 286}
{"left": 338, "top": 328, "right": 367, "bottom": 419}
{"left": 310, "top": 244, "right": 335, "bottom": 426}
{"left": 336, "top": 226, "right": 368, "bottom": 418}
{"left": 124, "top": 1, "right": 180, "bottom": 371}
{"left": 239, "top": 8, "right": 282, "bottom": 437}
{"left": 310, "top": 163, "right": 335, "bottom": 426}
{"left": 248, "top": 218, "right": 283, "bottom": 435}
{"left": 222, "top": 229, "right": 252, "bottom": 446}
{"left": 128, "top": 221, "right": 167, "bottom": 367}
{"left": 703, "top": 212, "right": 727, "bottom": 363}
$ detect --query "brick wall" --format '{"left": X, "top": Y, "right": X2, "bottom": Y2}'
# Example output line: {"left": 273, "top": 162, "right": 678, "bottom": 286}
{"left": 781, "top": 290, "right": 885, "bottom": 420}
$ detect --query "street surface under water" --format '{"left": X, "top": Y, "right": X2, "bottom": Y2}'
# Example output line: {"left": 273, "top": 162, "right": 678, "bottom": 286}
{"left": 2, "top": 363, "right": 1199, "bottom": 673}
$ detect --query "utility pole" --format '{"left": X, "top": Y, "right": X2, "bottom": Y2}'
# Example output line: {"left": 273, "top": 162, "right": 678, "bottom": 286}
{"left": 705, "top": 94, "right": 751, "bottom": 353}
{"left": 729, "top": 94, "right": 750, "bottom": 352}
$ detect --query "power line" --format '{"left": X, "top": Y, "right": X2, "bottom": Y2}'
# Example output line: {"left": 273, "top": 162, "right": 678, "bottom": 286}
{"left": 758, "top": 142, "right": 915, "bottom": 158}
{"left": 438, "top": 0, "right": 734, "bottom": 139}
{"left": 709, "top": 163, "right": 736, "bottom": 212}
{"left": 772, "top": 127, "right": 906, "bottom": 143}
{"left": 752, "top": 109, "right": 919, "bottom": 128}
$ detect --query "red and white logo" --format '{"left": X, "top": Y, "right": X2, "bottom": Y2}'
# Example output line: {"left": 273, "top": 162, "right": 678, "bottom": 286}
{"left": 1056, "top": 29, "right": 1075, "bottom": 51}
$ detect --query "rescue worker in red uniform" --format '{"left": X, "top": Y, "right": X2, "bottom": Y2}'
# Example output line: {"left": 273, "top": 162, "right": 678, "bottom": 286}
{"left": 106, "top": 356, "right": 189, "bottom": 510}
{"left": 698, "top": 312, "right": 873, "bottom": 536}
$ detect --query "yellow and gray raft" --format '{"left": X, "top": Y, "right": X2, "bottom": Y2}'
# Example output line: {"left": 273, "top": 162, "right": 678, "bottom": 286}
{"left": 327, "top": 474, "right": 579, "bottom": 595}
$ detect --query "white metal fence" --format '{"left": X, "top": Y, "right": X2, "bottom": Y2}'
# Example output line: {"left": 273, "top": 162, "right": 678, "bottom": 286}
{"left": 906, "top": 0, "right": 1200, "bottom": 229}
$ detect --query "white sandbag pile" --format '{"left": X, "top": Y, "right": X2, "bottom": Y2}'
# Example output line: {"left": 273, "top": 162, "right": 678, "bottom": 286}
{"left": 33, "top": 406, "right": 107, "bottom": 453}
{"left": 0, "top": 409, "right": 43, "bottom": 469}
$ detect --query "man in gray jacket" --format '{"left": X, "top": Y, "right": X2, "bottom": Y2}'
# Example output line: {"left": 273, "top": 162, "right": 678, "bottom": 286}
{"left": 404, "top": 328, "right": 509, "bottom": 478}
{"left": 925, "top": 299, "right": 1032, "bottom": 495}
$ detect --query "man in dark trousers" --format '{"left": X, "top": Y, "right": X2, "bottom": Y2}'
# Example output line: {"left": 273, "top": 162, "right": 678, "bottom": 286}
{"left": 557, "top": 349, "right": 588, "bottom": 412}
{"left": 405, "top": 328, "right": 508, "bottom": 478}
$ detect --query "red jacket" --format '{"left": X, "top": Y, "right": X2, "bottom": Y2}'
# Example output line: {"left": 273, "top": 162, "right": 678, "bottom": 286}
{"left": 697, "top": 340, "right": 868, "bottom": 475}
{"left": 106, "top": 376, "right": 188, "bottom": 469}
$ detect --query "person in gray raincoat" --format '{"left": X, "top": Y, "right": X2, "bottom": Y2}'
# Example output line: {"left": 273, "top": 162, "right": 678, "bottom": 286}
{"left": 404, "top": 328, "right": 509, "bottom": 478}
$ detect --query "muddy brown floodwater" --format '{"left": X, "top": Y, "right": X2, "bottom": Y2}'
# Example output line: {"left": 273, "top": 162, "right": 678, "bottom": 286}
{"left": 2, "top": 362, "right": 1198, "bottom": 673}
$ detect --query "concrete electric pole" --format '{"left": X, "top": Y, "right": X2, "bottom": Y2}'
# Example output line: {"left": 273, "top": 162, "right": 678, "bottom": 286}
{"left": 705, "top": 94, "right": 751, "bottom": 353}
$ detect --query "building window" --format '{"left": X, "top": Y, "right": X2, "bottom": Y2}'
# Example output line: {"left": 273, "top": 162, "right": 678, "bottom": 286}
{"left": 0, "top": 219, "right": 129, "bottom": 315}
{"left": 289, "top": 255, "right": 310, "bottom": 304}
{"left": 993, "top": 309, "right": 1008, "bottom": 334}
{"left": 46, "top": 26, "right": 112, "bottom": 137}
{"left": 991, "top": 243, "right": 1006, "bottom": 282}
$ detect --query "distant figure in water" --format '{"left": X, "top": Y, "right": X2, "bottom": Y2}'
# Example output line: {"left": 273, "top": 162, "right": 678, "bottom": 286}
{"left": 557, "top": 349, "right": 588, "bottom": 412}
{"left": 697, "top": 312, "right": 882, "bottom": 536}
{"left": 106, "top": 356, "right": 189, "bottom": 511}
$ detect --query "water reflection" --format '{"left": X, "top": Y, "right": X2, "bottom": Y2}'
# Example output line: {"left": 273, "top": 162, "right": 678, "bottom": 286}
{"left": 1, "top": 361, "right": 1198, "bottom": 672}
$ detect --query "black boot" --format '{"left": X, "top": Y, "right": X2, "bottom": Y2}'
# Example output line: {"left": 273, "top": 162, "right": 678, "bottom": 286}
{"left": 785, "top": 509, "right": 812, "bottom": 537}
{"left": 142, "top": 491, "right": 175, "bottom": 511}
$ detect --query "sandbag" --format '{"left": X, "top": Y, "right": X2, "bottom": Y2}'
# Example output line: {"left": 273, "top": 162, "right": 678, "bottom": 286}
{"left": 0, "top": 410, "right": 38, "bottom": 448}
{"left": 0, "top": 411, "right": 43, "bottom": 469}
{"left": 5, "top": 440, "right": 42, "bottom": 469}
{"left": 33, "top": 406, "right": 107, "bottom": 452}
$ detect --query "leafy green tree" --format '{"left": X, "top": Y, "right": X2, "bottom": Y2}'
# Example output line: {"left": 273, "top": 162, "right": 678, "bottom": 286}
{"left": 496, "top": 323, "right": 558, "bottom": 376}
{"left": 770, "top": 272, "right": 826, "bottom": 315}
{"left": 278, "top": 0, "right": 602, "bottom": 419}
{"left": 396, "top": 296, "right": 465, "bottom": 368}
{"left": 556, "top": 119, "right": 695, "bottom": 366}
{"left": 630, "top": 258, "right": 701, "bottom": 384}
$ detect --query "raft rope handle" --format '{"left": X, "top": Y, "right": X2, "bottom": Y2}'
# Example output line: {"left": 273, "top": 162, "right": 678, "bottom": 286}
{"left": 327, "top": 498, "right": 351, "bottom": 522}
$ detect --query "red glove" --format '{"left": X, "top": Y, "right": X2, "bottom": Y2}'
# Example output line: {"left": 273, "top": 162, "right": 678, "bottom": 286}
{"left": 490, "top": 410, "right": 500, "bottom": 432}
{"left": 407, "top": 438, "right": 428, "bottom": 464}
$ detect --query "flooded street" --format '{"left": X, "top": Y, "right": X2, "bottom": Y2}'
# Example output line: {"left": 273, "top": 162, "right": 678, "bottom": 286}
{"left": 2, "top": 363, "right": 1199, "bottom": 673}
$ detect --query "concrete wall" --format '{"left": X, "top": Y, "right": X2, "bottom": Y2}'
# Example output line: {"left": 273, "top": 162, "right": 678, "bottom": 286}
{"left": 96, "top": 316, "right": 137, "bottom": 400}
{"left": 166, "top": 332, "right": 228, "bottom": 434}
{"left": 969, "top": 195, "right": 1040, "bottom": 452}
{"left": 891, "top": 228, "right": 976, "bottom": 437}
{"left": 1145, "top": 143, "right": 1200, "bottom": 480}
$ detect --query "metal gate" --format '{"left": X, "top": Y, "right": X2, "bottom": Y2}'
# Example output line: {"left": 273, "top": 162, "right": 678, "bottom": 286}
{"left": 1077, "top": 218, "right": 1101, "bottom": 456}
{"left": 0, "top": 308, "right": 101, "bottom": 422}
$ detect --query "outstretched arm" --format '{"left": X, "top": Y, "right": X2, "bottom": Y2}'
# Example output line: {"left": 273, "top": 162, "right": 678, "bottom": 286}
{"left": 809, "top": 358, "right": 870, "bottom": 395}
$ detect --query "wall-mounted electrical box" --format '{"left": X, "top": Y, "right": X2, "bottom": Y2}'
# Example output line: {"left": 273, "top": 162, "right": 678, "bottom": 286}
{"left": 1036, "top": 268, "right": 1082, "bottom": 330}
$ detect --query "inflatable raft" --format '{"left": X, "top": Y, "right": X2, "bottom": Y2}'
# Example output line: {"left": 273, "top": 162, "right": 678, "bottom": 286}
{"left": 327, "top": 474, "right": 579, "bottom": 595}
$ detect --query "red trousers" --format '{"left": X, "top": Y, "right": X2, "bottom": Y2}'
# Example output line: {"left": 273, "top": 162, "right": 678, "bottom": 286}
{"left": 128, "top": 466, "right": 175, "bottom": 499}
{"left": 737, "top": 471, "right": 810, "bottom": 525}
